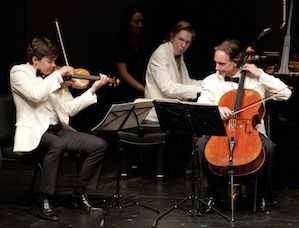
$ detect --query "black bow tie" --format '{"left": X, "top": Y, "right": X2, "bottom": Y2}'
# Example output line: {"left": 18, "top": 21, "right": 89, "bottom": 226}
{"left": 36, "top": 70, "right": 43, "bottom": 77}
{"left": 224, "top": 76, "right": 239, "bottom": 83}
{"left": 175, "top": 55, "right": 182, "bottom": 59}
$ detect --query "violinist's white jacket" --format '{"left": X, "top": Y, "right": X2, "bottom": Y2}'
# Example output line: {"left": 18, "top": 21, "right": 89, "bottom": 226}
{"left": 10, "top": 63, "right": 97, "bottom": 153}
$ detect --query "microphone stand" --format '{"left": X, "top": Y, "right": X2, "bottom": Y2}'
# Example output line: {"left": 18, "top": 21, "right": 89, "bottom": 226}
{"left": 278, "top": 0, "right": 294, "bottom": 74}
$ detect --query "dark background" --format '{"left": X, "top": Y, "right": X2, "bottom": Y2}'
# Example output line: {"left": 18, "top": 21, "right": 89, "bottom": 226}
{"left": 1, "top": 0, "right": 298, "bottom": 93}
{"left": 1, "top": 0, "right": 299, "bottom": 185}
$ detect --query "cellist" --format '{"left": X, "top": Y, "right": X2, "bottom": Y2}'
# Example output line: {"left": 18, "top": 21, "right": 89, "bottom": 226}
{"left": 196, "top": 39, "right": 292, "bottom": 214}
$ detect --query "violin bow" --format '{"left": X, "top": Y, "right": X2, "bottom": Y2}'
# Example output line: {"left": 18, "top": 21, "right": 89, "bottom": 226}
{"left": 54, "top": 19, "right": 70, "bottom": 67}
{"left": 54, "top": 19, "right": 120, "bottom": 88}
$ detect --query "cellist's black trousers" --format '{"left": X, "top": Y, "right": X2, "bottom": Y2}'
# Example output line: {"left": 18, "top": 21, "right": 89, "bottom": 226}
{"left": 197, "top": 133, "right": 275, "bottom": 202}
{"left": 258, "top": 133, "right": 275, "bottom": 201}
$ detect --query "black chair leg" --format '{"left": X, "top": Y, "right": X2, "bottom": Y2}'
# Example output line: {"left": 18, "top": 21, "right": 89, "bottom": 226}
{"left": 0, "top": 148, "right": 3, "bottom": 167}
{"left": 253, "top": 174, "right": 258, "bottom": 212}
{"left": 120, "top": 148, "right": 129, "bottom": 179}
{"left": 156, "top": 147, "right": 164, "bottom": 180}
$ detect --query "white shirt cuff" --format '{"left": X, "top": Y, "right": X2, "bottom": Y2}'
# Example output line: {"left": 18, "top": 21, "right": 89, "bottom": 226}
{"left": 52, "top": 70, "right": 64, "bottom": 83}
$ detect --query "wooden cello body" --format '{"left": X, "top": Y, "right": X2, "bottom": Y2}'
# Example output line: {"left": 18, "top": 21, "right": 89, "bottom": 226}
{"left": 204, "top": 88, "right": 266, "bottom": 176}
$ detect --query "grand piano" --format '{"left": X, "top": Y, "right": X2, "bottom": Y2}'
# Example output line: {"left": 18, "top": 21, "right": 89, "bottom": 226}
{"left": 259, "top": 0, "right": 299, "bottom": 184}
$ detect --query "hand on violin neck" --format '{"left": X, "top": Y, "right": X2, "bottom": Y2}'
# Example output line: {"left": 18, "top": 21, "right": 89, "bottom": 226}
{"left": 218, "top": 106, "right": 233, "bottom": 120}
{"left": 90, "top": 73, "right": 110, "bottom": 94}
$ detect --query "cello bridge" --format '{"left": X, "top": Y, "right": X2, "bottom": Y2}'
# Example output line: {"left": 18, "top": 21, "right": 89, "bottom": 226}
{"left": 228, "top": 119, "right": 237, "bottom": 131}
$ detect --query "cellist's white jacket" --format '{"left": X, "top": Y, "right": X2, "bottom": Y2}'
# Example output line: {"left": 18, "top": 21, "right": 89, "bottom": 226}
{"left": 197, "top": 69, "right": 292, "bottom": 137}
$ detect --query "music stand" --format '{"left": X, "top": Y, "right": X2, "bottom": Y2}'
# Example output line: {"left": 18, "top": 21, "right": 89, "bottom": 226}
{"left": 92, "top": 100, "right": 160, "bottom": 227}
{"left": 152, "top": 100, "right": 234, "bottom": 227}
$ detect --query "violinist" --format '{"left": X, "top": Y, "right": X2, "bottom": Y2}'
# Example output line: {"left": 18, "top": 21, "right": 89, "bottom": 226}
{"left": 196, "top": 39, "right": 292, "bottom": 214}
{"left": 10, "top": 37, "right": 110, "bottom": 221}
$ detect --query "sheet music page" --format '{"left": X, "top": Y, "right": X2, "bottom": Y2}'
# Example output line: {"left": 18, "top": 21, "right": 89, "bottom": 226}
{"left": 180, "top": 100, "right": 214, "bottom": 106}
{"left": 153, "top": 98, "right": 211, "bottom": 107}
{"left": 134, "top": 98, "right": 154, "bottom": 103}
{"left": 91, "top": 100, "right": 154, "bottom": 132}
{"left": 122, "top": 100, "right": 154, "bottom": 129}
{"left": 91, "top": 102, "right": 135, "bottom": 132}
{"left": 153, "top": 98, "right": 181, "bottom": 104}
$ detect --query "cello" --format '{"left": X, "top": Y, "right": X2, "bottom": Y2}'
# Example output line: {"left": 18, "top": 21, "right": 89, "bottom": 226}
{"left": 204, "top": 46, "right": 266, "bottom": 177}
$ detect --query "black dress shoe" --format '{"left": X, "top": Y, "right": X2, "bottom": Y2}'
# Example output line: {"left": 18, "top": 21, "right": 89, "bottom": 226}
{"left": 260, "top": 197, "right": 271, "bottom": 215}
{"left": 205, "top": 196, "right": 216, "bottom": 214}
{"left": 34, "top": 198, "right": 59, "bottom": 221}
{"left": 67, "top": 193, "right": 103, "bottom": 213}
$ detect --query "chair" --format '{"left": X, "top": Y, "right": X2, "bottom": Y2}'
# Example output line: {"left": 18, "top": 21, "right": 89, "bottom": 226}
{"left": 0, "top": 94, "right": 19, "bottom": 167}
{"left": 0, "top": 94, "right": 80, "bottom": 201}
{"left": 0, "top": 94, "right": 47, "bottom": 200}
{"left": 117, "top": 121, "right": 166, "bottom": 180}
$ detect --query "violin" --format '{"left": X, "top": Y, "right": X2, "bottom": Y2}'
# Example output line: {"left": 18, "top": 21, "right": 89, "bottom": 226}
{"left": 204, "top": 45, "right": 266, "bottom": 177}
{"left": 55, "top": 67, "right": 120, "bottom": 89}
{"left": 53, "top": 19, "right": 120, "bottom": 90}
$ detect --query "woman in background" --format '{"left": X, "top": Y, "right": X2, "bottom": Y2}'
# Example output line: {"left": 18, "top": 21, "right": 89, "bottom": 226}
{"left": 112, "top": 6, "right": 150, "bottom": 102}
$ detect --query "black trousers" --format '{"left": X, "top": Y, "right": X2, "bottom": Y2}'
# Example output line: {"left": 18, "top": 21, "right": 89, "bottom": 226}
{"left": 197, "top": 133, "right": 275, "bottom": 201}
{"left": 37, "top": 125, "right": 108, "bottom": 195}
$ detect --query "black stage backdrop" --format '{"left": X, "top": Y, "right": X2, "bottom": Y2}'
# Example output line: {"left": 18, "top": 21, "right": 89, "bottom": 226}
{"left": 2, "top": 0, "right": 298, "bottom": 93}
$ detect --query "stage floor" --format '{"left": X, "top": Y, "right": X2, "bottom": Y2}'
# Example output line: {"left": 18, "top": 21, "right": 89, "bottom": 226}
{"left": 1, "top": 150, "right": 299, "bottom": 228}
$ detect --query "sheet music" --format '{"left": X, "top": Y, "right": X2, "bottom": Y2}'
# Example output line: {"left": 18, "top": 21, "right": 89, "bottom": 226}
{"left": 122, "top": 100, "right": 154, "bottom": 129}
{"left": 91, "top": 100, "right": 154, "bottom": 132}
{"left": 154, "top": 98, "right": 211, "bottom": 107}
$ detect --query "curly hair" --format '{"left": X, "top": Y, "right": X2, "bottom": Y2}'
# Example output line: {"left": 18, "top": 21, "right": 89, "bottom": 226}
{"left": 27, "top": 37, "right": 59, "bottom": 64}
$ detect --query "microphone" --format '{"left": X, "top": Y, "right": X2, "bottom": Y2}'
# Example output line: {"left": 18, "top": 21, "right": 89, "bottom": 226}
{"left": 280, "top": 0, "right": 286, "bottom": 29}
